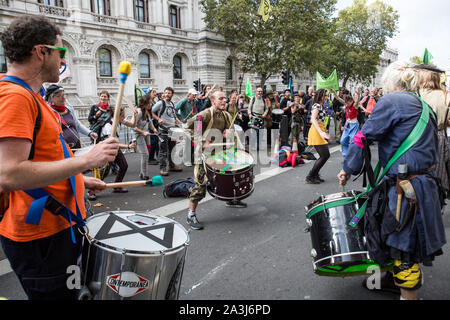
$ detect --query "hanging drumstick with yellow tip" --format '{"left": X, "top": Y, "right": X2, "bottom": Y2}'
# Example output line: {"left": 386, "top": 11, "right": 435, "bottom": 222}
{"left": 111, "top": 61, "right": 132, "bottom": 138}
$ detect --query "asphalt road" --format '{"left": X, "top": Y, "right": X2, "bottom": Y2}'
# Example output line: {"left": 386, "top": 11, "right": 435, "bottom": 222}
{"left": 1, "top": 137, "right": 449, "bottom": 301}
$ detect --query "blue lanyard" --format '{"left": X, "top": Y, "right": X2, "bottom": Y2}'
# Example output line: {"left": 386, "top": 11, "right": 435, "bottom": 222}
{"left": 1, "top": 76, "right": 84, "bottom": 243}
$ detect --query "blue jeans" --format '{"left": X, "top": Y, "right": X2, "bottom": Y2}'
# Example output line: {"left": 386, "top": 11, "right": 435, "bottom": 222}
{"left": 340, "top": 121, "right": 359, "bottom": 160}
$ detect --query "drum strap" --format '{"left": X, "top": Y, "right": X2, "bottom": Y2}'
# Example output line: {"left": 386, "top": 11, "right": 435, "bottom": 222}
{"left": 1, "top": 77, "right": 85, "bottom": 243}
{"left": 349, "top": 92, "right": 434, "bottom": 227}
{"left": 24, "top": 133, "right": 86, "bottom": 244}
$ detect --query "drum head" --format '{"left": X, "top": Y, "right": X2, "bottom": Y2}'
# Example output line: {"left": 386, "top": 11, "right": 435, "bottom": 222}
{"left": 233, "top": 124, "right": 243, "bottom": 133}
{"left": 205, "top": 149, "right": 254, "bottom": 172}
{"left": 169, "top": 127, "right": 184, "bottom": 134}
{"left": 272, "top": 109, "right": 283, "bottom": 115}
{"left": 85, "top": 211, "right": 190, "bottom": 254}
{"left": 74, "top": 145, "right": 93, "bottom": 157}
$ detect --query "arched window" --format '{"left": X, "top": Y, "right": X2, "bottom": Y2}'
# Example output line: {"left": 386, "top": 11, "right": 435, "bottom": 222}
{"left": 139, "top": 52, "right": 151, "bottom": 78}
{"left": 225, "top": 58, "right": 233, "bottom": 80}
{"left": 173, "top": 55, "right": 182, "bottom": 79}
{"left": 0, "top": 43, "right": 7, "bottom": 73}
{"left": 98, "top": 48, "right": 112, "bottom": 77}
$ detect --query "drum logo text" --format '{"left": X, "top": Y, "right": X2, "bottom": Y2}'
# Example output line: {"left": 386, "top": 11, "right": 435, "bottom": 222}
{"left": 106, "top": 272, "right": 149, "bottom": 297}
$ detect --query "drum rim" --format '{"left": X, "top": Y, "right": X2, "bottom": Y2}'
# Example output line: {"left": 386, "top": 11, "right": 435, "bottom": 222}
{"left": 206, "top": 183, "right": 255, "bottom": 201}
{"left": 205, "top": 162, "right": 255, "bottom": 174}
{"left": 306, "top": 195, "right": 357, "bottom": 214}
{"left": 84, "top": 211, "right": 190, "bottom": 255}
{"left": 313, "top": 251, "right": 371, "bottom": 266}
{"left": 205, "top": 150, "right": 255, "bottom": 173}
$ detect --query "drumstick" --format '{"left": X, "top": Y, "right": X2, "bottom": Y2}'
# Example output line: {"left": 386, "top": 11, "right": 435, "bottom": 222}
{"left": 105, "top": 175, "right": 164, "bottom": 189}
{"left": 181, "top": 109, "right": 195, "bottom": 121}
{"left": 227, "top": 111, "right": 244, "bottom": 149}
{"left": 111, "top": 61, "right": 132, "bottom": 138}
{"left": 205, "top": 83, "right": 218, "bottom": 98}
{"left": 207, "top": 142, "right": 235, "bottom": 147}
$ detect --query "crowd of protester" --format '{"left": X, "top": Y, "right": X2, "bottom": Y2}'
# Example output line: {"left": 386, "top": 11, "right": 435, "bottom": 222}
{"left": 63, "top": 81, "right": 389, "bottom": 195}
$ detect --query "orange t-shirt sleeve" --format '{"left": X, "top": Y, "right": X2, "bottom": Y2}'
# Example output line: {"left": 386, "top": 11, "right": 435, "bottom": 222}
{"left": 0, "top": 88, "right": 37, "bottom": 143}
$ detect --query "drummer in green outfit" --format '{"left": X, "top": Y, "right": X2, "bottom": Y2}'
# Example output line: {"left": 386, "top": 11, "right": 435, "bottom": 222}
{"left": 184, "top": 90, "right": 246, "bottom": 230}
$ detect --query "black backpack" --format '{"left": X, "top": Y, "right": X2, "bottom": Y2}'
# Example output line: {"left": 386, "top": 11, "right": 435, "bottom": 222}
{"left": 163, "top": 177, "right": 195, "bottom": 198}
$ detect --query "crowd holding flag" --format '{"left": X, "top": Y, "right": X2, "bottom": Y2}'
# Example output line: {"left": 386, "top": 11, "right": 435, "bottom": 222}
{"left": 316, "top": 69, "right": 339, "bottom": 92}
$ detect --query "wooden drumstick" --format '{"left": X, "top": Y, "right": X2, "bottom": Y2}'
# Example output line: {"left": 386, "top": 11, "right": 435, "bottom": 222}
{"left": 205, "top": 83, "right": 218, "bottom": 98}
{"left": 105, "top": 175, "right": 164, "bottom": 189}
{"left": 111, "top": 61, "right": 132, "bottom": 138}
{"left": 207, "top": 142, "right": 234, "bottom": 147}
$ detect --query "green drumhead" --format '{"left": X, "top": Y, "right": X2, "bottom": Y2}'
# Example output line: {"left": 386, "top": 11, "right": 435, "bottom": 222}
{"left": 315, "top": 261, "right": 394, "bottom": 277}
{"left": 206, "top": 149, "right": 254, "bottom": 172}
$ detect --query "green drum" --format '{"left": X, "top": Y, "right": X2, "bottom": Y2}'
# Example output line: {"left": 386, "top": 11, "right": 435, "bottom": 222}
{"left": 305, "top": 191, "right": 393, "bottom": 277}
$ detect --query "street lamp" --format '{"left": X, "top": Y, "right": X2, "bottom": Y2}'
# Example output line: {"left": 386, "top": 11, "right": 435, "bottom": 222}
{"left": 238, "top": 74, "right": 243, "bottom": 94}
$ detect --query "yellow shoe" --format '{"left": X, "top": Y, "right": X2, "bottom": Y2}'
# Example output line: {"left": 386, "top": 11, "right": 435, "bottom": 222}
{"left": 392, "top": 260, "right": 423, "bottom": 290}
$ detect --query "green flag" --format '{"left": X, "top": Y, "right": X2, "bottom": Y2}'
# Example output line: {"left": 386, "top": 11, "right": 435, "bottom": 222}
{"left": 257, "top": 0, "right": 272, "bottom": 22}
{"left": 134, "top": 84, "right": 145, "bottom": 105}
{"left": 245, "top": 78, "right": 254, "bottom": 98}
{"left": 421, "top": 48, "right": 433, "bottom": 64}
{"left": 316, "top": 69, "right": 339, "bottom": 91}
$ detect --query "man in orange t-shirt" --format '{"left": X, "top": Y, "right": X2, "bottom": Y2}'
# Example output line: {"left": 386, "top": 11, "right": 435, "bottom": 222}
{"left": 0, "top": 16, "right": 119, "bottom": 300}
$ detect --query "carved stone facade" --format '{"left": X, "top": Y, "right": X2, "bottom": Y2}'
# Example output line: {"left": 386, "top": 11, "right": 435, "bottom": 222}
{"left": 0, "top": 0, "right": 397, "bottom": 106}
{"left": 0, "top": 0, "right": 236, "bottom": 106}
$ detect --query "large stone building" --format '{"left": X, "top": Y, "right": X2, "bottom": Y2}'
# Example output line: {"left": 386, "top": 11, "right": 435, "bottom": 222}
{"left": 0, "top": 0, "right": 398, "bottom": 108}
{"left": 0, "top": 0, "right": 238, "bottom": 107}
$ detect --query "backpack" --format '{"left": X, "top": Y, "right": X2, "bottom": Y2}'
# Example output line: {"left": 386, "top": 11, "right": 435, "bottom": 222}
{"left": 163, "top": 177, "right": 195, "bottom": 198}
{"left": 0, "top": 77, "right": 42, "bottom": 222}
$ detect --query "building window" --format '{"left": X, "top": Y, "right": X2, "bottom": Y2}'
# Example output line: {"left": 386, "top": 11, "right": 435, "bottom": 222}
{"left": 225, "top": 58, "right": 233, "bottom": 80}
{"left": 173, "top": 55, "right": 182, "bottom": 79}
{"left": 139, "top": 52, "right": 151, "bottom": 78}
{"left": 91, "top": 0, "right": 110, "bottom": 16}
{"left": 134, "top": 0, "right": 148, "bottom": 23}
{"left": 38, "top": 0, "right": 64, "bottom": 6}
{"left": 98, "top": 48, "right": 112, "bottom": 77}
{"left": 0, "top": 44, "right": 7, "bottom": 73}
{"left": 169, "top": 5, "right": 180, "bottom": 29}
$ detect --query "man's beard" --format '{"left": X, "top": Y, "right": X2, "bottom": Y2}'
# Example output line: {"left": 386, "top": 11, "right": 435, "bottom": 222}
{"left": 42, "top": 62, "right": 60, "bottom": 84}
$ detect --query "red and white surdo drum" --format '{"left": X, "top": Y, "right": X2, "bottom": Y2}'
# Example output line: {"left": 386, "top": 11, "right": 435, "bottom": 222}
{"left": 79, "top": 211, "right": 189, "bottom": 300}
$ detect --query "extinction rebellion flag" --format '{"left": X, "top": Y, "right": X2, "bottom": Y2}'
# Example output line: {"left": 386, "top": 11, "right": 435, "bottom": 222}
{"left": 316, "top": 69, "right": 339, "bottom": 92}
{"left": 257, "top": 0, "right": 272, "bottom": 22}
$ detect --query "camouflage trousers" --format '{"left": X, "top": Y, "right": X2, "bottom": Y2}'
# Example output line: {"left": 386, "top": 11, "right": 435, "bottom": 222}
{"left": 189, "top": 161, "right": 208, "bottom": 203}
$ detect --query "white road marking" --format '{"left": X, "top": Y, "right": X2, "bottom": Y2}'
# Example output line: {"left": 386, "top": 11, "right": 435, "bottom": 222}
{"left": 0, "top": 258, "right": 12, "bottom": 277}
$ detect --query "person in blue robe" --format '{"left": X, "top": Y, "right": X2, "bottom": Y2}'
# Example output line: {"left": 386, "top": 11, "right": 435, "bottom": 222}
{"left": 338, "top": 61, "right": 446, "bottom": 300}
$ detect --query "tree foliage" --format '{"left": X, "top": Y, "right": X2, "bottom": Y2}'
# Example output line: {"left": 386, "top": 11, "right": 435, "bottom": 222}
{"left": 200, "top": 0, "right": 399, "bottom": 88}
{"left": 326, "top": 0, "right": 399, "bottom": 87}
{"left": 199, "top": 0, "right": 336, "bottom": 86}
